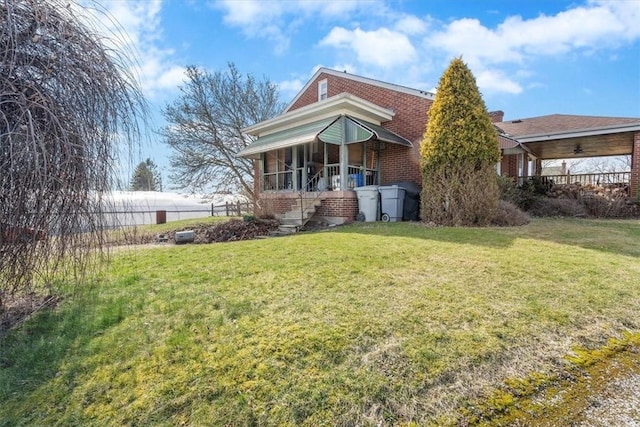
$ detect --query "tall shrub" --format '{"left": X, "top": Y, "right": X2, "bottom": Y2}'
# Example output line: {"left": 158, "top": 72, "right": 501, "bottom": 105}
{"left": 420, "top": 58, "right": 500, "bottom": 225}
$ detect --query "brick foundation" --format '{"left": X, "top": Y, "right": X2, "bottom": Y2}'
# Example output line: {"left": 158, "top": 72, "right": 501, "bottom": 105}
{"left": 314, "top": 191, "right": 358, "bottom": 222}
{"left": 259, "top": 190, "right": 359, "bottom": 223}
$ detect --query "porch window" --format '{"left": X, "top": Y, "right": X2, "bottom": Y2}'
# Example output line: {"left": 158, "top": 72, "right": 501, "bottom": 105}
{"left": 262, "top": 148, "right": 294, "bottom": 191}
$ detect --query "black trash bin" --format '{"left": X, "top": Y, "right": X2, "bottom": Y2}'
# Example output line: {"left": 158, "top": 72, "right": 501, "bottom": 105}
{"left": 392, "top": 181, "right": 421, "bottom": 221}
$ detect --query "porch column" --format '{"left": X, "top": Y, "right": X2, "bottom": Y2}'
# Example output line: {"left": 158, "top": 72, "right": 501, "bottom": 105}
{"left": 339, "top": 144, "right": 348, "bottom": 190}
{"left": 301, "top": 144, "right": 308, "bottom": 190}
{"left": 630, "top": 131, "right": 640, "bottom": 199}
{"left": 292, "top": 146, "right": 299, "bottom": 190}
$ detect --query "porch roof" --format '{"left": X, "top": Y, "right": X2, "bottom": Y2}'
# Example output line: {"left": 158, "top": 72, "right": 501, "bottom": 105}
{"left": 243, "top": 93, "right": 395, "bottom": 136}
{"left": 238, "top": 114, "right": 412, "bottom": 158}
{"left": 237, "top": 116, "right": 336, "bottom": 159}
{"left": 349, "top": 117, "right": 413, "bottom": 147}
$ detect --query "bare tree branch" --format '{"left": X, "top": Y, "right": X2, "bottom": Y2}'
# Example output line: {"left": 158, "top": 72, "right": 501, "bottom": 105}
{"left": 160, "top": 64, "right": 283, "bottom": 200}
{"left": 1, "top": 0, "right": 147, "bottom": 305}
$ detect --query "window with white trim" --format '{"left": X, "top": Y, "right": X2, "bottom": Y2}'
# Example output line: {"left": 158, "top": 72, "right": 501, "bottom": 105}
{"left": 318, "top": 79, "right": 328, "bottom": 101}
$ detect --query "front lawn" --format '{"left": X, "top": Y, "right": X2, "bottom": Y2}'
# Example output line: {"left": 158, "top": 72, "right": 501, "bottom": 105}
{"left": 1, "top": 218, "right": 639, "bottom": 425}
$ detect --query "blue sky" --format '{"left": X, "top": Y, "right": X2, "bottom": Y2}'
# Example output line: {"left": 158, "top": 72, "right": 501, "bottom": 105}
{"left": 88, "top": 0, "right": 640, "bottom": 186}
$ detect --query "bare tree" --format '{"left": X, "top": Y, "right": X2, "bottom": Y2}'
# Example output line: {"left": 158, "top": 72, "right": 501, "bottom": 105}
{"left": 160, "top": 64, "right": 284, "bottom": 200}
{"left": 573, "top": 155, "right": 631, "bottom": 174}
{"left": 0, "top": 0, "right": 147, "bottom": 306}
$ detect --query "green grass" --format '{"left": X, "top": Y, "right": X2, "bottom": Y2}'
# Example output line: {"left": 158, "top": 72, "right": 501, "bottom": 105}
{"left": 1, "top": 218, "right": 639, "bottom": 426}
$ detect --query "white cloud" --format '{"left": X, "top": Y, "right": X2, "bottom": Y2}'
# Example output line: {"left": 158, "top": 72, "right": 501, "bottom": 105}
{"left": 319, "top": 27, "right": 416, "bottom": 68}
{"left": 278, "top": 78, "right": 304, "bottom": 93}
{"left": 213, "top": 0, "right": 379, "bottom": 54}
{"left": 213, "top": 0, "right": 640, "bottom": 98}
{"left": 421, "top": 1, "right": 640, "bottom": 95}
{"left": 394, "top": 15, "right": 429, "bottom": 35}
{"left": 79, "top": 0, "right": 183, "bottom": 99}
{"left": 475, "top": 69, "right": 522, "bottom": 95}
{"left": 426, "top": 1, "right": 640, "bottom": 66}
{"left": 157, "top": 66, "right": 188, "bottom": 90}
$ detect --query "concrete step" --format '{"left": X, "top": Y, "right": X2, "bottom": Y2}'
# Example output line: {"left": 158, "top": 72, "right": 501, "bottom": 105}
{"left": 291, "top": 199, "right": 323, "bottom": 209}
{"left": 269, "top": 224, "right": 299, "bottom": 236}
{"left": 283, "top": 211, "right": 313, "bottom": 220}
{"left": 279, "top": 218, "right": 303, "bottom": 226}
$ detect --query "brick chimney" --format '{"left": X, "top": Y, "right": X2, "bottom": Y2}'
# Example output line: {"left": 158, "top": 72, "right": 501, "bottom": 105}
{"left": 489, "top": 110, "right": 505, "bottom": 123}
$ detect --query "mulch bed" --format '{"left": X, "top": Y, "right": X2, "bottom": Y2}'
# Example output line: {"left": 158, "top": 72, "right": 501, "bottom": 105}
{"left": 165, "top": 219, "right": 280, "bottom": 244}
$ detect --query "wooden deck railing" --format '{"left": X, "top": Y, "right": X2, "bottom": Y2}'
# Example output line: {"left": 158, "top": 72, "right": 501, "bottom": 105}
{"left": 521, "top": 172, "right": 630, "bottom": 187}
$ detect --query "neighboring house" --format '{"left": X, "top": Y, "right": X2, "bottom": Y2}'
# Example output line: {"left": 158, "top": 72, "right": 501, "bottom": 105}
{"left": 239, "top": 68, "right": 640, "bottom": 225}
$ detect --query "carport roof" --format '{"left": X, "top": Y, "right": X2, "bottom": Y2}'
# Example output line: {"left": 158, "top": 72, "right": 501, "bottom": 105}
{"left": 497, "top": 114, "right": 640, "bottom": 139}
{"left": 496, "top": 114, "right": 640, "bottom": 160}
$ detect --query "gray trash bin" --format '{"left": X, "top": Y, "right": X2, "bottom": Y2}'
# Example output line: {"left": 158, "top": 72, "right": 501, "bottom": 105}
{"left": 379, "top": 185, "right": 405, "bottom": 222}
{"left": 354, "top": 185, "right": 379, "bottom": 222}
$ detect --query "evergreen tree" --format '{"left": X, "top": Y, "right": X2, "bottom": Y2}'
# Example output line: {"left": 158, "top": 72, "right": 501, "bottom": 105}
{"left": 420, "top": 57, "right": 500, "bottom": 225}
{"left": 130, "top": 159, "right": 162, "bottom": 191}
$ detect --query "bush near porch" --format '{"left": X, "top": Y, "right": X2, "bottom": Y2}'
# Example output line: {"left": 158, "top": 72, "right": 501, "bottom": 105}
{"left": 499, "top": 176, "right": 640, "bottom": 218}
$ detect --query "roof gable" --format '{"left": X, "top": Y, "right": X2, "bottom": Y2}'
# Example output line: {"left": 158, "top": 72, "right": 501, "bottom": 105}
{"left": 243, "top": 93, "right": 395, "bottom": 136}
{"left": 284, "top": 68, "right": 435, "bottom": 113}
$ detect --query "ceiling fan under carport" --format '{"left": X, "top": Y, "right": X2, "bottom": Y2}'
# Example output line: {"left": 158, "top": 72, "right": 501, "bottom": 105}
{"left": 572, "top": 144, "right": 595, "bottom": 155}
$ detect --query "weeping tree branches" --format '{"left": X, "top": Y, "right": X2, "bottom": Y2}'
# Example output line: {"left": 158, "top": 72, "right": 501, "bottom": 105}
{"left": 0, "top": 0, "right": 147, "bottom": 303}
{"left": 161, "top": 64, "right": 283, "bottom": 200}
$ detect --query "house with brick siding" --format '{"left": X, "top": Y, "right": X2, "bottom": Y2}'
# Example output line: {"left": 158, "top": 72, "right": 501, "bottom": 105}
{"left": 239, "top": 68, "right": 640, "bottom": 225}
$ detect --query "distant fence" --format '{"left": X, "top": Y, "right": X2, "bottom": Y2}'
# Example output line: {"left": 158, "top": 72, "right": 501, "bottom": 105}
{"left": 100, "top": 201, "right": 253, "bottom": 228}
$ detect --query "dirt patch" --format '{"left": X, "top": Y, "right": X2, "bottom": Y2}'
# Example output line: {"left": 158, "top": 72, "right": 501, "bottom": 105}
{"left": 166, "top": 218, "right": 280, "bottom": 243}
{"left": 0, "top": 292, "right": 61, "bottom": 338}
{"left": 107, "top": 218, "right": 282, "bottom": 247}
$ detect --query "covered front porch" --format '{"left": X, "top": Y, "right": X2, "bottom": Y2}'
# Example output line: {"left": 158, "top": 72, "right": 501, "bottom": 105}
{"left": 259, "top": 130, "right": 382, "bottom": 194}
{"left": 239, "top": 94, "right": 413, "bottom": 224}
{"left": 243, "top": 113, "right": 411, "bottom": 194}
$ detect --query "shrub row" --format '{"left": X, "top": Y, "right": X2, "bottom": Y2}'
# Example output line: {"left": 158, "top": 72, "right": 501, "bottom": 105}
{"left": 498, "top": 176, "right": 639, "bottom": 218}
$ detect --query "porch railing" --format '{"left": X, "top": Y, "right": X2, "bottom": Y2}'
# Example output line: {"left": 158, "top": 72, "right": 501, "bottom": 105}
{"left": 298, "top": 171, "right": 326, "bottom": 228}
{"left": 323, "top": 164, "right": 378, "bottom": 190}
{"left": 526, "top": 171, "right": 630, "bottom": 187}
{"left": 262, "top": 164, "right": 379, "bottom": 192}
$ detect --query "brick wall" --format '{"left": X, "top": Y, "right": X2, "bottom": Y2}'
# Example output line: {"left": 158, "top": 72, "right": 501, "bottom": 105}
{"left": 258, "top": 192, "right": 297, "bottom": 215}
{"left": 379, "top": 144, "right": 422, "bottom": 184}
{"left": 501, "top": 154, "right": 519, "bottom": 177}
{"left": 631, "top": 131, "right": 640, "bottom": 198}
{"left": 315, "top": 191, "right": 359, "bottom": 220}
{"left": 258, "top": 191, "right": 358, "bottom": 222}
